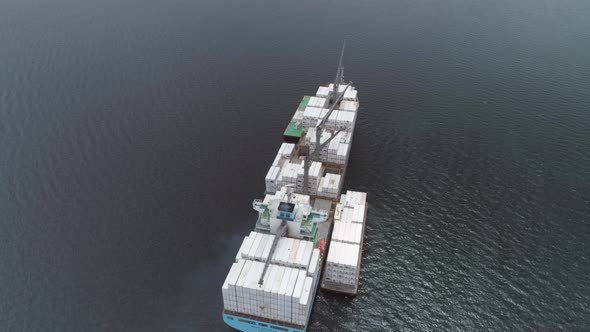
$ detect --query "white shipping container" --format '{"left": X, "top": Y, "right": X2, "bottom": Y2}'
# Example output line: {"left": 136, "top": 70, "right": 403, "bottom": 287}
{"left": 292, "top": 110, "right": 304, "bottom": 122}
{"left": 274, "top": 239, "right": 286, "bottom": 265}
{"left": 341, "top": 207, "right": 354, "bottom": 223}
{"left": 272, "top": 154, "right": 282, "bottom": 167}
{"left": 261, "top": 265, "right": 277, "bottom": 318}
{"left": 246, "top": 232, "right": 262, "bottom": 260}
{"left": 254, "top": 234, "right": 269, "bottom": 261}
{"left": 316, "top": 86, "right": 330, "bottom": 98}
{"left": 344, "top": 88, "right": 358, "bottom": 101}
{"left": 294, "top": 241, "right": 305, "bottom": 267}
{"left": 288, "top": 239, "right": 301, "bottom": 267}
{"left": 333, "top": 222, "right": 362, "bottom": 244}
{"left": 291, "top": 270, "right": 308, "bottom": 326}
{"left": 278, "top": 268, "right": 292, "bottom": 321}
{"left": 222, "top": 261, "right": 243, "bottom": 311}
{"left": 352, "top": 204, "right": 366, "bottom": 224}
{"left": 328, "top": 84, "right": 357, "bottom": 100}
{"left": 235, "top": 236, "right": 252, "bottom": 262}
{"left": 235, "top": 260, "right": 253, "bottom": 313}
{"left": 261, "top": 234, "right": 275, "bottom": 261}
{"left": 298, "top": 277, "right": 313, "bottom": 322}
{"left": 271, "top": 266, "right": 285, "bottom": 320}
{"left": 339, "top": 100, "right": 359, "bottom": 112}
{"left": 308, "top": 96, "right": 327, "bottom": 108}
{"left": 307, "top": 249, "right": 320, "bottom": 277}
{"left": 279, "top": 143, "right": 295, "bottom": 157}
{"left": 300, "top": 241, "right": 314, "bottom": 268}
{"left": 285, "top": 267, "right": 300, "bottom": 323}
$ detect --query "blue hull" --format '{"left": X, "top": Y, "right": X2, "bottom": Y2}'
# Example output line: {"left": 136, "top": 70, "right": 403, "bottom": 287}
{"left": 223, "top": 271, "right": 320, "bottom": 332}
{"left": 223, "top": 314, "right": 305, "bottom": 332}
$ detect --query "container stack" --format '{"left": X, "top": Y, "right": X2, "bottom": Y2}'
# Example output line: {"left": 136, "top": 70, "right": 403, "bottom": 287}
{"left": 296, "top": 161, "right": 322, "bottom": 194}
{"left": 235, "top": 232, "right": 276, "bottom": 262}
{"left": 302, "top": 107, "right": 327, "bottom": 129}
{"left": 235, "top": 260, "right": 266, "bottom": 315}
{"left": 329, "top": 83, "right": 358, "bottom": 101}
{"left": 222, "top": 259, "right": 246, "bottom": 312}
{"left": 341, "top": 190, "right": 367, "bottom": 207}
{"left": 265, "top": 165, "right": 281, "bottom": 193}
{"left": 331, "top": 221, "right": 362, "bottom": 245}
{"left": 307, "top": 96, "right": 327, "bottom": 108}
{"left": 222, "top": 253, "right": 320, "bottom": 326}
{"left": 304, "top": 129, "right": 351, "bottom": 165}
{"left": 304, "top": 127, "right": 331, "bottom": 156}
{"left": 324, "top": 241, "right": 360, "bottom": 286}
{"left": 278, "top": 143, "right": 296, "bottom": 158}
{"left": 316, "top": 86, "right": 330, "bottom": 98}
{"left": 292, "top": 276, "right": 313, "bottom": 326}
{"left": 307, "top": 249, "right": 321, "bottom": 279}
{"left": 292, "top": 110, "right": 304, "bottom": 123}
{"left": 326, "top": 139, "right": 350, "bottom": 164}
{"left": 317, "top": 173, "right": 342, "bottom": 199}
{"left": 271, "top": 143, "right": 295, "bottom": 167}
{"left": 323, "top": 190, "right": 368, "bottom": 292}
{"left": 339, "top": 100, "right": 359, "bottom": 112}
{"left": 271, "top": 238, "right": 314, "bottom": 269}
{"left": 276, "top": 161, "right": 302, "bottom": 190}
{"left": 302, "top": 107, "right": 355, "bottom": 132}
{"left": 324, "top": 110, "right": 355, "bottom": 132}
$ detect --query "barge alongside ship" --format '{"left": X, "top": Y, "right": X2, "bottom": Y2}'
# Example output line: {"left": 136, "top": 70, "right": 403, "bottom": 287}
{"left": 221, "top": 45, "right": 368, "bottom": 331}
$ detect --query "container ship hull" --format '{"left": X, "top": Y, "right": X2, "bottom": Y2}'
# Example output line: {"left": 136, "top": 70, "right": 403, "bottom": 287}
{"left": 223, "top": 272, "right": 321, "bottom": 332}
{"left": 221, "top": 58, "right": 368, "bottom": 331}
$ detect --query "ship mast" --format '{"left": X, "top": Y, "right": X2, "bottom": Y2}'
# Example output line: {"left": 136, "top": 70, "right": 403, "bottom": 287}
{"left": 302, "top": 42, "right": 352, "bottom": 195}
{"left": 331, "top": 40, "right": 346, "bottom": 106}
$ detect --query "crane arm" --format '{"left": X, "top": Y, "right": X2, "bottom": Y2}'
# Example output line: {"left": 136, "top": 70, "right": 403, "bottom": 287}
{"left": 317, "top": 83, "right": 350, "bottom": 131}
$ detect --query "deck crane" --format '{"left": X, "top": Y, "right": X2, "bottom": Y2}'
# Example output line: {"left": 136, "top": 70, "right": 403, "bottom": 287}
{"left": 256, "top": 43, "right": 350, "bottom": 285}
{"left": 302, "top": 42, "right": 352, "bottom": 195}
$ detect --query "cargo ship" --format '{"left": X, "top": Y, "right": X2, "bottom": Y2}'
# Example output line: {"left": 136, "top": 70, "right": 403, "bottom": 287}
{"left": 221, "top": 44, "right": 368, "bottom": 332}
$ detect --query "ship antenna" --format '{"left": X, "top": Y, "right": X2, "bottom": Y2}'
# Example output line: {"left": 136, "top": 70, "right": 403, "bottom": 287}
{"left": 332, "top": 40, "right": 346, "bottom": 105}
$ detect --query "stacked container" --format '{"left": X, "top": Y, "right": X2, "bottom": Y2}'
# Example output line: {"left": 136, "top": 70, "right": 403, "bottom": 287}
{"left": 222, "top": 259, "right": 246, "bottom": 312}
{"left": 339, "top": 100, "right": 359, "bottom": 112}
{"left": 276, "top": 161, "right": 301, "bottom": 190}
{"left": 222, "top": 258, "right": 317, "bottom": 326}
{"left": 292, "top": 110, "right": 304, "bottom": 123}
{"left": 271, "top": 238, "right": 314, "bottom": 269}
{"left": 342, "top": 190, "right": 367, "bottom": 206}
{"left": 265, "top": 165, "right": 281, "bottom": 193}
{"left": 325, "top": 111, "right": 355, "bottom": 132}
{"left": 278, "top": 143, "right": 296, "bottom": 158}
{"left": 307, "top": 96, "right": 327, "bottom": 108}
{"left": 302, "top": 107, "right": 327, "bottom": 129}
{"left": 236, "top": 232, "right": 276, "bottom": 262}
{"left": 317, "top": 173, "right": 342, "bottom": 199}
{"left": 328, "top": 83, "right": 358, "bottom": 101}
{"left": 324, "top": 241, "right": 360, "bottom": 285}
{"left": 292, "top": 275, "right": 313, "bottom": 326}
{"left": 332, "top": 221, "right": 362, "bottom": 244}
{"left": 304, "top": 129, "right": 351, "bottom": 165}
{"left": 296, "top": 161, "right": 322, "bottom": 194}
{"left": 316, "top": 86, "right": 330, "bottom": 98}
{"left": 307, "top": 249, "right": 321, "bottom": 280}
{"left": 323, "top": 190, "right": 368, "bottom": 290}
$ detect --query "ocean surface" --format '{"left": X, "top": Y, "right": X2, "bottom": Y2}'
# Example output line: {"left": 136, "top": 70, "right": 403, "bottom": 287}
{"left": 1, "top": 0, "right": 589, "bottom": 331}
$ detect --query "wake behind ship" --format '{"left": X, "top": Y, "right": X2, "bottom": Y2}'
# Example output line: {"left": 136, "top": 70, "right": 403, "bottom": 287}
{"left": 221, "top": 45, "right": 368, "bottom": 332}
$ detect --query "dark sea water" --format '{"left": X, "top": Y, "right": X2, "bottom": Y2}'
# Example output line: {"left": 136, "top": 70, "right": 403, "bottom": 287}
{"left": 2, "top": 0, "right": 589, "bottom": 331}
